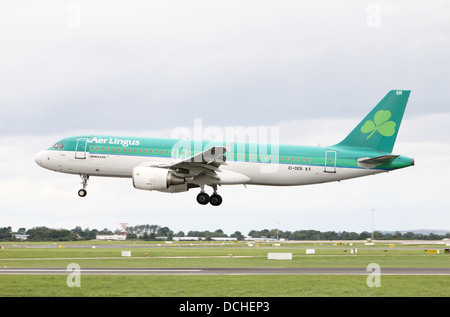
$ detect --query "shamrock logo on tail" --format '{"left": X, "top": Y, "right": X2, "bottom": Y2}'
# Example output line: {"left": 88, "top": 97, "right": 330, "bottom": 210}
{"left": 361, "top": 110, "right": 396, "bottom": 140}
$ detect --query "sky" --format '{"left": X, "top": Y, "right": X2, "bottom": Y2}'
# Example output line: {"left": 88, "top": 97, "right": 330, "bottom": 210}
{"left": 1, "top": 0, "right": 449, "bottom": 236}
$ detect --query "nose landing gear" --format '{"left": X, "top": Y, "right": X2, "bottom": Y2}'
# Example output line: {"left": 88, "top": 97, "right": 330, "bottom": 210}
{"left": 78, "top": 175, "right": 89, "bottom": 197}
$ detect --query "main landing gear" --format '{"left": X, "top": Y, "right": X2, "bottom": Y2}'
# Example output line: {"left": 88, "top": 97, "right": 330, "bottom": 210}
{"left": 78, "top": 174, "right": 89, "bottom": 197}
{"left": 196, "top": 185, "right": 223, "bottom": 206}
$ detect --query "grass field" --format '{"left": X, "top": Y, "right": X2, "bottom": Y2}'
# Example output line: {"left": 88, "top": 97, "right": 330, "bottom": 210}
{"left": 0, "top": 240, "right": 449, "bottom": 297}
{"left": 0, "top": 275, "right": 447, "bottom": 297}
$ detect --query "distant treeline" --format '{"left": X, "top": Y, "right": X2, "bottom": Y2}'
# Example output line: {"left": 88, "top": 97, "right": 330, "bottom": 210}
{"left": 0, "top": 226, "right": 449, "bottom": 242}
{"left": 248, "top": 229, "right": 450, "bottom": 241}
{"left": 0, "top": 226, "right": 114, "bottom": 242}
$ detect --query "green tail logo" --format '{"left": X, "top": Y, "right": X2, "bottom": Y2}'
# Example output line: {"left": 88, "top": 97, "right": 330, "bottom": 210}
{"left": 360, "top": 110, "right": 396, "bottom": 140}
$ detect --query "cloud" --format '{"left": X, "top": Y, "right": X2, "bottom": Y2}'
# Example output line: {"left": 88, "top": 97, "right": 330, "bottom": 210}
{"left": 1, "top": 0, "right": 449, "bottom": 234}
{"left": 1, "top": 0, "right": 449, "bottom": 135}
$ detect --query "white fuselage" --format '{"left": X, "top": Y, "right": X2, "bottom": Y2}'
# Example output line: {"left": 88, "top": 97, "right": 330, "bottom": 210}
{"left": 35, "top": 149, "right": 384, "bottom": 187}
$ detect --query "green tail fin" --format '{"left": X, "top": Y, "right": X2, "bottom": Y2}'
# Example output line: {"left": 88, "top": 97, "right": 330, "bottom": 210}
{"left": 335, "top": 90, "right": 410, "bottom": 153}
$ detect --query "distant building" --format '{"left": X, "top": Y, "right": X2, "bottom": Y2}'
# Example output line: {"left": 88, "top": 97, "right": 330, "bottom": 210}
{"left": 96, "top": 234, "right": 127, "bottom": 240}
{"left": 245, "top": 237, "right": 276, "bottom": 242}
{"left": 211, "top": 237, "right": 237, "bottom": 241}
{"left": 172, "top": 237, "right": 237, "bottom": 241}
{"left": 173, "top": 237, "right": 200, "bottom": 241}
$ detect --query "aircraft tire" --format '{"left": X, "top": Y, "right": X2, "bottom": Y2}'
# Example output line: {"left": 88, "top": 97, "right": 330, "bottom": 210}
{"left": 196, "top": 192, "right": 210, "bottom": 205}
{"left": 78, "top": 189, "right": 87, "bottom": 197}
{"left": 210, "top": 194, "right": 222, "bottom": 206}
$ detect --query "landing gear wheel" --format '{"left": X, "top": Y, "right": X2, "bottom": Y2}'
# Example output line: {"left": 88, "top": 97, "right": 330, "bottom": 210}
{"left": 196, "top": 192, "right": 210, "bottom": 205}
{"left": 210, "top": 194, "right": 222, "bottom": 206}
{"left": 78, "top": 174, "right": 89, "bottom": 198}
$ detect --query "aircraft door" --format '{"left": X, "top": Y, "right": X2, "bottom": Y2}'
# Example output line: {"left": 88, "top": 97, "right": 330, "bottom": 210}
{"left": 324, "top": 150, "right": 337, "bottom": 173}
{"left": 75, "top": 138, "right": 88, "bottom": 159}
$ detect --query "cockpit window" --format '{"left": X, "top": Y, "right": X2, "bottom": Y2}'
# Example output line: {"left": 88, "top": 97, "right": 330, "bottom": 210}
{"left": 52, "top": 143, "right": 65, "bottom": 150}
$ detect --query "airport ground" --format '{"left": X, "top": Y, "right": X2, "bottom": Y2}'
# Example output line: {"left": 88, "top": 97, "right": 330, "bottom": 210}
{"left": 0, "top": 240, "right": 448, "bottom": 297}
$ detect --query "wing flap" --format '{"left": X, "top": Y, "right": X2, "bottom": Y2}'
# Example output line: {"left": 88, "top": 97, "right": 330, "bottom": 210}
{"left": 143, "top": 146, "right": 228, "bottom": 179}
{"left": 178, "top": 146, "right": 227, "bottom": 167}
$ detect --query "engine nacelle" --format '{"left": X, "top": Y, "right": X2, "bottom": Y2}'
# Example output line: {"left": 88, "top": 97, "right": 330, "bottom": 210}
{"left": 132, "top": 166, "right": 185, "bottom": 191}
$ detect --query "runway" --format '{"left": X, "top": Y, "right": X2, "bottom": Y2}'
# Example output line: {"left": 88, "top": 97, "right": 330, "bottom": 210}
{"left": 0, "top": 267, "right": 449, "bottom": 275}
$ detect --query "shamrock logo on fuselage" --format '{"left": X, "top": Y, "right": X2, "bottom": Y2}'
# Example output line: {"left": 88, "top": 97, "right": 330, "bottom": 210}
{"left": 361, "top": 110, "right": 396, "bottom": 139}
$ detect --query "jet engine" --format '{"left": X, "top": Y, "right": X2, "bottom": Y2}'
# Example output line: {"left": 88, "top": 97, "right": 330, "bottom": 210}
{"left": 132, "top": 166, "right": 185, "bottom": 191}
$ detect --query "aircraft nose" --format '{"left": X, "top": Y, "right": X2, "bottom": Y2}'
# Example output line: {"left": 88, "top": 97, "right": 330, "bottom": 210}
{"left": 34, "top": 150, "right": 47, "bottom": 167}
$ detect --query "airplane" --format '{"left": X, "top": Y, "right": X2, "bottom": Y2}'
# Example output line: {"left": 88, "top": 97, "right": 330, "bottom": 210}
{"left": 35, "top": 90, "right": 414, "bottom": 206}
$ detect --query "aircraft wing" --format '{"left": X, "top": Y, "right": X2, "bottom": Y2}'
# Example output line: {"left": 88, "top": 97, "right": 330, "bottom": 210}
{"left": 171, "top": 146, "right": 228, "bottom": 181}
{"left": 173, "top": 146, "right": 227, "bottom": 168}
{"left": 144, "top": 146, "right": 228, "bottom": 179}
{"left": 142, "top": 144, "right": 250, "bottom": 184}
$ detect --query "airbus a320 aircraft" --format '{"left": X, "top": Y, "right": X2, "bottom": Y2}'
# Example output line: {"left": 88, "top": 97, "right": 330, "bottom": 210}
{"left": 35, "top": 90, "right": 414, "bottom": 206}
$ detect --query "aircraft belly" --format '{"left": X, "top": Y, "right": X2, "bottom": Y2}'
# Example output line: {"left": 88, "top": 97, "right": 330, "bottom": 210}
{"left": 59, "top": 151, "right": 386, "bottom": 185}
{"left": 224, "top": 162, "right": 385, "bottom": 186}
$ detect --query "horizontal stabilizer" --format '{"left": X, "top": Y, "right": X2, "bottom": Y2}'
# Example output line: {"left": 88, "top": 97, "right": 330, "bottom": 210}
{"left": 357, "top": 155, "right": 399, "bottom": 168}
